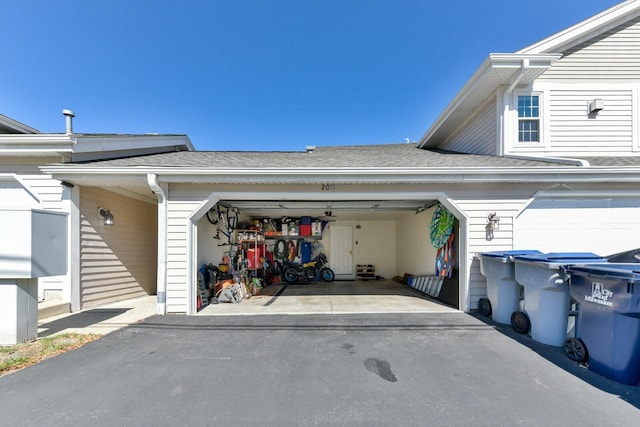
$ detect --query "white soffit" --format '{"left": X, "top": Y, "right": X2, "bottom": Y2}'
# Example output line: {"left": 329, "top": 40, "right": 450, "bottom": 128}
{"left": 417, "top": 54, "right": 560, "bottom": 148}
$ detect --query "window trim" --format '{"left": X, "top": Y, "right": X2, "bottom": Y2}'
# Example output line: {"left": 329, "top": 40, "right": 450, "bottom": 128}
{"left": 515, "top": 92, "right": 543, "bottom": 145}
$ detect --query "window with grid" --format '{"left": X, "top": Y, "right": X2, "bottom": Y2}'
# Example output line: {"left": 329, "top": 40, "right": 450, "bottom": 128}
{"left": 518, "top": 95, "right": 540, "bottom": 142}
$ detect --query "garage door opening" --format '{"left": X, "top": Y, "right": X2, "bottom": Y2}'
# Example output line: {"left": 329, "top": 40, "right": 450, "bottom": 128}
{"left": 194, "top": 199, "right": 460, "bottom": 314}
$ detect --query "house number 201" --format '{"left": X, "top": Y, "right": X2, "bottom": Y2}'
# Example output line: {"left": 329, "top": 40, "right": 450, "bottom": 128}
{"left": 321, "top": 183, "right": 336, "bottom": 191}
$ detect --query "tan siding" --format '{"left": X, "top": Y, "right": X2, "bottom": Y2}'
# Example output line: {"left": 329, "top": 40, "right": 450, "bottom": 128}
{"left": 441, "top": 96, "right": 497, "bottom": 155}
{"left": 80, "top": 187, "right": 157, "bottom": 309}
{"left": 539, "top": 16, "right": 640, "bottom": 81}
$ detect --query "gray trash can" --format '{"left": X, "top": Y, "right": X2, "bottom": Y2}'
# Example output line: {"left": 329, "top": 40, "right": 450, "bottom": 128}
{"left": 478, "top": 250, "right": 541, "bottom": 324}
{"left": 512, "top": 252, "right": 607, "bottom": 347}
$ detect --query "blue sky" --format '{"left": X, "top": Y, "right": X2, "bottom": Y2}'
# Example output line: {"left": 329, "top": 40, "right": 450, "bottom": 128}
{"left": 1, "top": 0, "right": 623, "bottom": 151}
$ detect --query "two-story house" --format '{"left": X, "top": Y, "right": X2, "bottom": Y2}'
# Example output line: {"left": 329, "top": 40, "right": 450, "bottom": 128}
{"left": 39, "top": 0, "right": 640, "bottom": 316}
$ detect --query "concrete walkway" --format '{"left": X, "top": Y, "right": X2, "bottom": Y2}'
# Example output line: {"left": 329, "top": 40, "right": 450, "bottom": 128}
{"left": 37, "top": 295, "right": 157, "bottom": 337}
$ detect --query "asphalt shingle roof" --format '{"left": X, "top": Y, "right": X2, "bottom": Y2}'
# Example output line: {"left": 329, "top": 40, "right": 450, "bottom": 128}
{"left": 70, "top": 144, "right": 572, "bottom": 169}
{"left": 579, "top": 157, "right": 640, "bottom": 167}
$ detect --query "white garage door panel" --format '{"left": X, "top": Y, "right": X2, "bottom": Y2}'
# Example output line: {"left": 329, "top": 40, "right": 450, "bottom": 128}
{"left": 514, "top": 198, "right": 640, "bottom": 255}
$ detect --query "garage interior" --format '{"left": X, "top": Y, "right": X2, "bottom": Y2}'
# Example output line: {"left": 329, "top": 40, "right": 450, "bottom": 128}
{"left": 195, "top": 199, "right": 460, "bottom": 314}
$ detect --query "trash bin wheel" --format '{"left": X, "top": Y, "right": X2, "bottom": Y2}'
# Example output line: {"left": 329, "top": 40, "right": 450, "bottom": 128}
{"left": 564, "top": 338, "right": 588, "bottom": 363}
{"left": 478, "top": 298, "right": 492, "bottom": 317}
{"left": 511, "top": 311, "right": 530, "bottom": 334}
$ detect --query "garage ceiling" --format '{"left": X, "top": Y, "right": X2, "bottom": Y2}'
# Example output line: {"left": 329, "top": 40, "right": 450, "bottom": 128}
{"left": 219, "top": 199, "right": 438, "bottom": 220}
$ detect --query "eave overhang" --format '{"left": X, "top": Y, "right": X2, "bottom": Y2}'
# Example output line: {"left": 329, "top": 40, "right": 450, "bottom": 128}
{"left": 0, "top": 133, "right": 193, "bottom": 159}
{"left": 0, "top": 134, "right": 74, "bottom": 156}
{"left": 417, "top": 53, "right": 561, "bottom": 149}
{"left": 40, "top": 164, "right": 640, "bottom": 187}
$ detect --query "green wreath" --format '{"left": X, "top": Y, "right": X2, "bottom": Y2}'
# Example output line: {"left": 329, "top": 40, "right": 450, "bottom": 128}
{"left": 430, "top": 203, "right": 454, "bottom": 248}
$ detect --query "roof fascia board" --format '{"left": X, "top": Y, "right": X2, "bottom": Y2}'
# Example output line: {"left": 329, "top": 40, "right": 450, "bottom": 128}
{"left": 72, "top": 134, "right": 194, "bottom": 154}
{"left": 417, "top": 55, "right": 493, "bottom": 148}
{"left": 0, "top": 114, "right": 40, "bottom": 134}
{"left": 417, "top": 53, "right": 561, "bottom": 148}
{"left": 40, "top": 165, "right": 640, "bottom": 184}
{"left": 70, "top": 145, "right": 192, "bottom": 163}
{"left": 517, "top": 0, "right": 640, "bottom": 54}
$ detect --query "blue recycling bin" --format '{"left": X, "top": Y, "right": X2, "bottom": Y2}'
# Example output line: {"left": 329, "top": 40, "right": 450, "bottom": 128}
{"left": 512, "top": 252, "right": 607, "bottom": 347}
{"left": 565, "top": 263, "right": 640, "bottom": 386}
{"left": 478, "top": 250, "right": 541, "bottom": 324}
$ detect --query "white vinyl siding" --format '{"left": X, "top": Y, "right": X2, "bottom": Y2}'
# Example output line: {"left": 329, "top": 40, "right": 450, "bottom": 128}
{"left": 538, "top": 15, "right": 640, "bottom": 81}
{"left": 166, "top": 187, "right": 207, "bottom": 313}
{"left": 449, "top": 192, "right": 531, "bottom": 310}
{"left": 0, "top": 163, "right": 68, "bottom": 300}
{"left": 18, "top": 174, "right": 64, "bottom": 211}
{"left": 79, "top": 187, "right": 157, "bottom": 309}
{"left": 0, "top": 162, "right": 63, "bottom": 210}
{"left": 548, "top": 89, "right": 633, "bottom": 154}
{"left": 440, "top": 96, "right": 497, "bottom": 155}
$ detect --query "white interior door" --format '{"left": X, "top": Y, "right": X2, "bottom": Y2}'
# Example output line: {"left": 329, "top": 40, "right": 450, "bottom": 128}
{"left": 329, "top": 225, "right": 353, "bottom": 278}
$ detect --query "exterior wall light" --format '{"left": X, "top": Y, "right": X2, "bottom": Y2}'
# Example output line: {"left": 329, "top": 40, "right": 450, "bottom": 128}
{"left": 98, "top": 207, "right": 114, "bottom": 226}
{"left": 487, "top": 212, "right": 500, "bottom": 231}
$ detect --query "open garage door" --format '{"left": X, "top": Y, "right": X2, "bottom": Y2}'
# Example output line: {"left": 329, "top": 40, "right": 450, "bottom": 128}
{"left": 194, "top": 198, "right": 461, "bottom": 314}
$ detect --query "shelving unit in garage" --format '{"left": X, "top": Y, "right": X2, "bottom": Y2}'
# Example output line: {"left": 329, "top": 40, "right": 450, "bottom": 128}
{"left": 236, "top": 230, "right": 265, "bottom": 277}
{"left": 356, "top": 264, "right": 376, "bottom": 280}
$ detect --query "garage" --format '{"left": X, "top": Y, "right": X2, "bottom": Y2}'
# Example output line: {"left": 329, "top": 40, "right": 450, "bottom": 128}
{"left": 514, "top": 193, "right": 640, "bottom": 254}
{"left": 193, "top": 195, "right": 461, "bottom": 314}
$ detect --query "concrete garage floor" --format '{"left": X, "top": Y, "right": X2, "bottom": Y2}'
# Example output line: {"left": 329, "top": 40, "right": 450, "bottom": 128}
{"left": 198, "top": 279, "right": 458, "bottom": 315}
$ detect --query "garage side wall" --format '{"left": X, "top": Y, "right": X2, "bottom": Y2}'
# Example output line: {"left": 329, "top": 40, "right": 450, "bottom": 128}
{"left": 395, "top": 210, "right": 438, "bottom": 277}
{"left": 166, "top": 190, "right": 204, "bottom": 313}
{"left": 79, "top": 187, "right": 157, "bottom": 309}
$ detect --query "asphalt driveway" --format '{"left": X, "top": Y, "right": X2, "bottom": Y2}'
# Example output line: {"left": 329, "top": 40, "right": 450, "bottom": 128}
{"left": 1, "top": 312, "right": 639, "bottom": 426}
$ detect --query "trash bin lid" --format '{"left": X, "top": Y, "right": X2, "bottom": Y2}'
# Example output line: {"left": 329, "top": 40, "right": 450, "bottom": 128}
{"left": 479, "top": 250, "right": 541, "bottom": 260}
{"left": 566, "top": 263, "right": 640, "bottom": 282}
{"left": 513, "top": 252, "right": 607, "bottom": 267}
{"left": 606, "top": 248, "right": 640, "bottom": 263}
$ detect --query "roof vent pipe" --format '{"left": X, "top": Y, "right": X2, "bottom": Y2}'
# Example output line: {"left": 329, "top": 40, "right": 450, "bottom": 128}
{"left": 62, "top": 109, "right": 75, "bottom": 134}
{"left": 305, "top": 145, "right": 316, "bottom": 153}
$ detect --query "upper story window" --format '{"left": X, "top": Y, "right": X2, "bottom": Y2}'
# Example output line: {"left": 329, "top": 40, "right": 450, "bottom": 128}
{"left": 517, "top": 95, "right": 540, "bottom": 142}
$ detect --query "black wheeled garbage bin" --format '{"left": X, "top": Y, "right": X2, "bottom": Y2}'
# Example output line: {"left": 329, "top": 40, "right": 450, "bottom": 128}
{"left": 565, "top": 263, "right": 640, "bottom": 386}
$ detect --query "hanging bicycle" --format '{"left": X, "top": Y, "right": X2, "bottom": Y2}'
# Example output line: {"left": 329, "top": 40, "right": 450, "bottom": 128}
{"left": 206, "top": 204, "right": 238, "bottom": 246}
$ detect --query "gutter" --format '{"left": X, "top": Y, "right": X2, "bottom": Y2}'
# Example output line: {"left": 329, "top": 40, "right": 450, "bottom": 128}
{"left": 41, "top": 165, "right": 640, "bottom": 185}
{"left": 504, "top": 155, "right": 590, "bottom": 167}
{"left": 147, "top": 173, "right": 168, "bottom": 315}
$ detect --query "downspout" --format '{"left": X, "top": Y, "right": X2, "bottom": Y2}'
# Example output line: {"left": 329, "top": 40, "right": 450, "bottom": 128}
{"left": 499, "top": 59, "right": 529, "bottom": 156}
{"left": 147, "top": 173, "right": 168, "bottom": 315}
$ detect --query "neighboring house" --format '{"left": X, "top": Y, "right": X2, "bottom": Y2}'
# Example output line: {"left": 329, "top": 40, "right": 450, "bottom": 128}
{"left": 35, "top": 0, "right": 640, "bottom": 315}
{"left": 0, "top": 111, "right": 193, "bottom": 311}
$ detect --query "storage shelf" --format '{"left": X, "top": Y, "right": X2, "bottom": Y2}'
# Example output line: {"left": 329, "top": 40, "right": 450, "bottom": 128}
{"left": 356, "top": 264, "right": 376, "bottom": 281}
